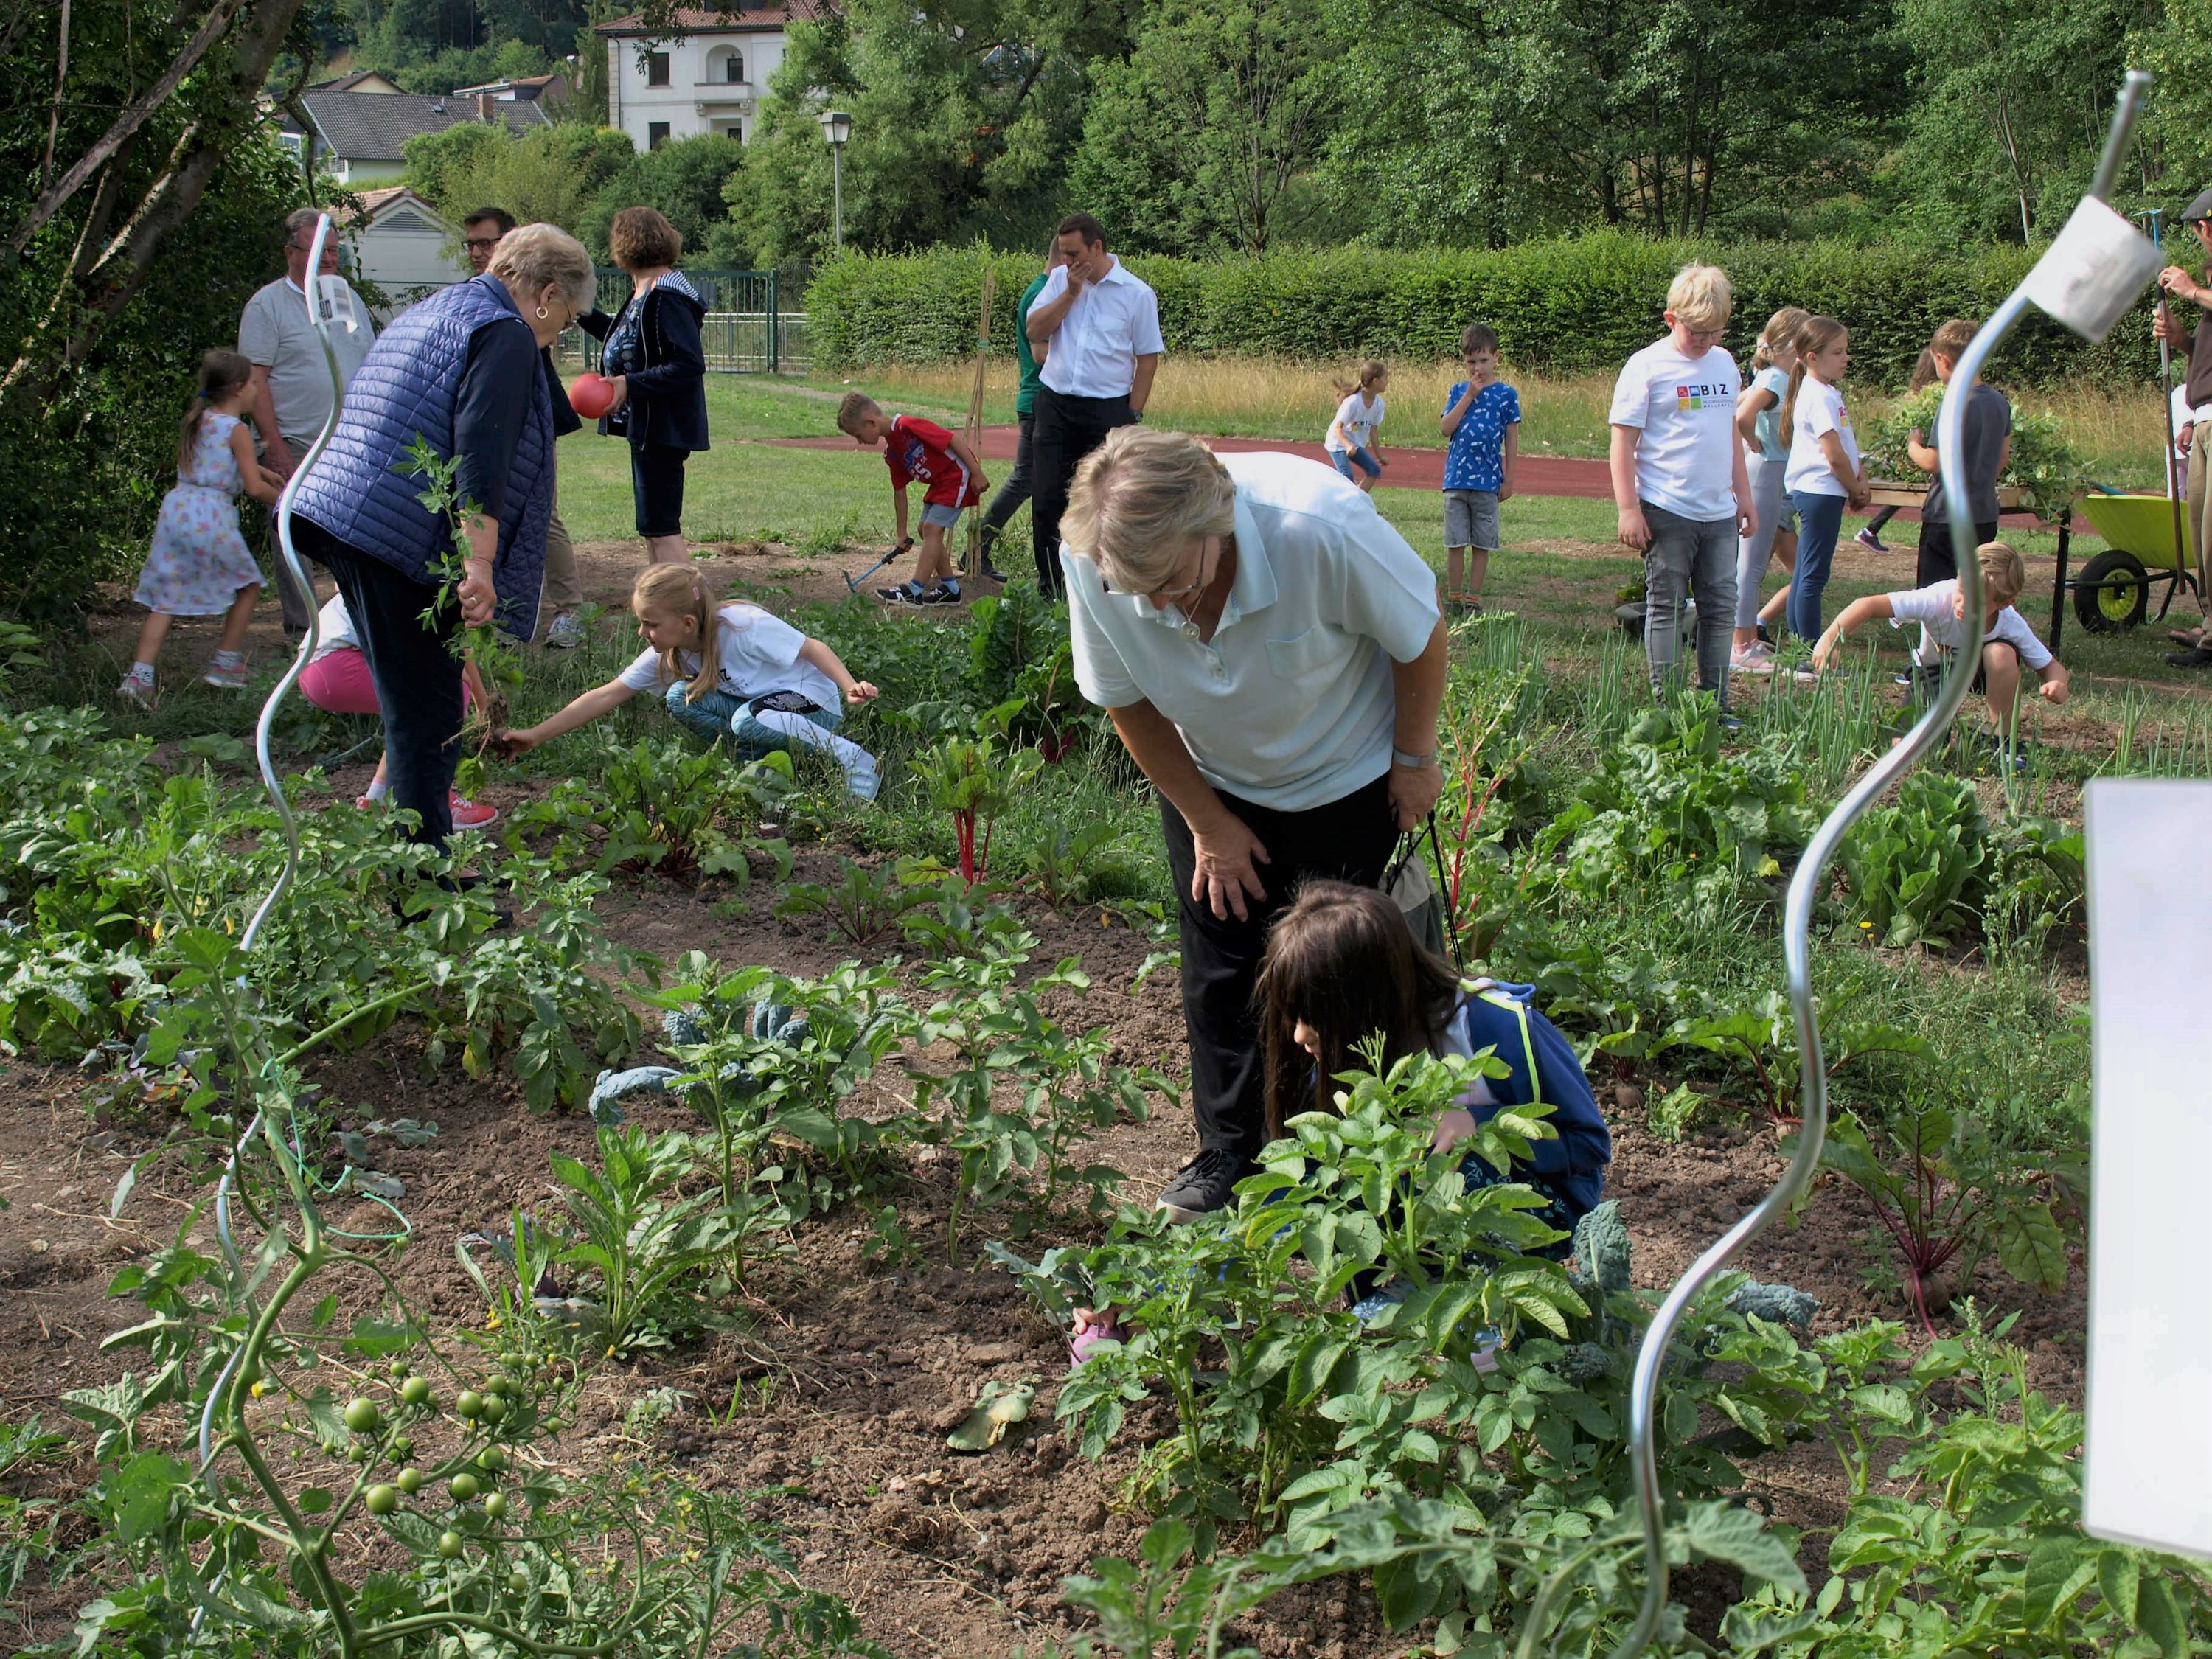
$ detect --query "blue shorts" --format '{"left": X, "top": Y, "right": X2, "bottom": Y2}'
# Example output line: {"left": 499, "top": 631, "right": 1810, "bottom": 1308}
{"left": 920, "top": 501, "right": 963, "bottom": 529}
{"left": 1330, "top": 446, "right": 1381, "bottom": 481}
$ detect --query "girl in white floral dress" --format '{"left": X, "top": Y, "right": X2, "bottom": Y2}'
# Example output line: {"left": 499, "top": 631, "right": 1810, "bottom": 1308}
{"left": 119, "top": 349, "right": 285, "bottom": 703}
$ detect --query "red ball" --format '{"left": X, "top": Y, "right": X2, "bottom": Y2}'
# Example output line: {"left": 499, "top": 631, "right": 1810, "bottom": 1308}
{"left": 568, "top": 372, "right": 615, "bottom": 419}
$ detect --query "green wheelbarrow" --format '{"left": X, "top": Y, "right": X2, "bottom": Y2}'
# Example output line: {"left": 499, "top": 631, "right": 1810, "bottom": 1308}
{"left": 2065, "top": 491, "right": 2202, "bottom": 647}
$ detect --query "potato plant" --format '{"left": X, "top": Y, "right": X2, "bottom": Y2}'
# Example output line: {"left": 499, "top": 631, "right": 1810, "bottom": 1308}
{"left": 39, "top": 925, "right": 874, "bottom": 1659}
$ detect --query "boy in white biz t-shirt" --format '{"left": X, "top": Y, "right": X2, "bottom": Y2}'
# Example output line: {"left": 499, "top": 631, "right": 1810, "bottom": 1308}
{"left": 1810, "top": 540, "right": 2067, "bottom": 745}
{"left": 1608, "top": 263, "right": 1751, "bottom": 712}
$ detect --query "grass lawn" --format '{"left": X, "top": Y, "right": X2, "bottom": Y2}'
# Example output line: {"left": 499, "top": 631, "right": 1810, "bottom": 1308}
{"left": 548, "top": 375, "right": 2212, "bottom": 710}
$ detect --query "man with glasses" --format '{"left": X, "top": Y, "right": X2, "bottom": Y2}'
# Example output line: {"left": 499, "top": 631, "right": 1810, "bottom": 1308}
{"left": 463, "top": 207, "right": 586, "bottom": 649}
{"left": 240, "top": 207, "right": 378, "bottom": 630}
{"left": 1607, "top": 262, "right": 1750, "bottom": 717}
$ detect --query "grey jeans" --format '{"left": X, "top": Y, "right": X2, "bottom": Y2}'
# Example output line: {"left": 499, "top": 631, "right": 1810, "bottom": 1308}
{"left": 1643, "top": 501, "right": 1739, "bottom": 702}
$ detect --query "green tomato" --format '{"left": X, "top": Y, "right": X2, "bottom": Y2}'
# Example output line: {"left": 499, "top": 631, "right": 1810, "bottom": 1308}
{"left": 456, "top": 1390, "right": 484, "bottom": 1420}
{"left": 449, "top": 1472, "right": 481, "bottom": 1503}
{"left": 484, "top": 1377, "right": 509, "bottom": 1401}
{"left": 506, "top": 1567, "right": 531, "bottom": 1596}
{"left": 480, "top": 1394, "right": 507, "bottom": 1422}
{"left": 400, "top": 1377, "right": 431, "bottom": 1408}
{"left": 347, "top": 1444, "right": 367, "bottom": 1464}
{"left": 343, "top": 1398, "right": 380, "bottom": 1434}
{"left": 388, "top": 1360, "right": 410, "bottom": 1379}
{"left": 396, "top": 1467, "right": 423, "bottom": 1495}
{"left": 389, "top": 1435, "right": 414, "bottom": 1461}
{"left": 484, "top": 1492, "right": 509, "bottom": 1520}
{"left": 364, "top": 1484, "right": 398, "bottom": 1516}
{"left": 438, "top": 1531, "right": 464, "bottom": 1561}
{"left": 477, "top": 1445, "right": 509, "bottom": 1472}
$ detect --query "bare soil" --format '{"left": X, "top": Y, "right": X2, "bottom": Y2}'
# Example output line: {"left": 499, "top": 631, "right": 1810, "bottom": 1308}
{"left": 14, "top": 534, "right": 2090, "bottom": 1654}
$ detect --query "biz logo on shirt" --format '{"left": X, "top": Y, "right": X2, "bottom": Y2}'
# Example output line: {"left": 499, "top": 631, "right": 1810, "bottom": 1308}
{"left": 1674, "top": 383, "right": 1728, "bottom": 411}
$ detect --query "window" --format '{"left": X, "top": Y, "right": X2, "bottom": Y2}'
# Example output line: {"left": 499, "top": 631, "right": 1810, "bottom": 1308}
{"left": 724, "top": 52, "right": 745, "bottom": 83}
{"left": 647, "top": 121, "right": 671, "bottom": 149}
{"left": 644, "top": 50, "right": 669, "bottom": 86}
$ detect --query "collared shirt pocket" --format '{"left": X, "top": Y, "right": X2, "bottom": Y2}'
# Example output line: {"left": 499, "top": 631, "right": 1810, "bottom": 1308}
{"left": 1264, "top": 625, "right": 1349, "bottom": 684}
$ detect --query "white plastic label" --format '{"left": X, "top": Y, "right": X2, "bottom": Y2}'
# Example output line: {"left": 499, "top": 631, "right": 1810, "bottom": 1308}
{"left": 2082, "top": 777, "right": 2212, "bottom": 1560}
{"left": 2023, "top": 198, "right": 2161, "bottom": 343}
{"left": 313, "top": 273, "right": 362, "bottom": 336}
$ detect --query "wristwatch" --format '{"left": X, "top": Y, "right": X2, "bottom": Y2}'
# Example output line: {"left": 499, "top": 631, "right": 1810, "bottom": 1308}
{"left": 1392, "top": 747, "right": 1436, "bottom": 770}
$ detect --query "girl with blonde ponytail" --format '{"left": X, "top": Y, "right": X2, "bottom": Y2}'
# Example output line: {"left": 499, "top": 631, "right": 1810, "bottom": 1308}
{"left": 496, "top": 568, "right": 885, "bottom": 799}
{"left": 1324, "top": 360, "right": 1390, "bottom": 490}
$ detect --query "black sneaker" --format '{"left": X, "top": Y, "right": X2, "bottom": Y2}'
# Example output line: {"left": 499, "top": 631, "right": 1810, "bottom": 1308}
{"left": 2165, "top": 644, "right": 2212, "bottom": 669}
{"left": 916, "top": 584, "right": 962, "bottom": 606}
{"left": 877, "top": 584, "right": 919, "bottom": 605}
{"left": 1154, "top": 1147, "right": 1255, "bottom": 1222}
{"left": 978, "top": 563, "right": 1008, "bottom": 584}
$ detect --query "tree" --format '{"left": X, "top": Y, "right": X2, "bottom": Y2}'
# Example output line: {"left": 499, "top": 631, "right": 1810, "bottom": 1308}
{"left": 403, "top": 122, "right": 635, "bottom": 232}
{"left": 1068, "top": 0, "right": 1339, "bottom": 254}
{"left": 0, "top": 0, "right": 312, "bottom": 613}
{"left": 575, "top": 134, "right": 748, "bottom": 262}
{"left": 1891, "top": 0, "right": 2158, "bottom": 242}
{"left": 1319, "top": 0, "right": 1905, "bottom": 245}
{"left": 727, "top": 0, "right": 1141, "bottom": 268}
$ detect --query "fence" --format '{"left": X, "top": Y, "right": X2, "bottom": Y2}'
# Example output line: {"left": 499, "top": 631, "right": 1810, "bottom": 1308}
{"left": 565, "top": 267, "right": 808, "bottom": 374}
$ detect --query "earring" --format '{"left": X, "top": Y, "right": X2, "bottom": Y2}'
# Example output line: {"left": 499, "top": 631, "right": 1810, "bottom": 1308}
{"left": 535, "top": 305, "right": 550, "bottom": 319}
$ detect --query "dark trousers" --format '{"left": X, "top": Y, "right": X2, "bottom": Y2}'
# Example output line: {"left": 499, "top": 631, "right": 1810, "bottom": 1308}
{"left": 978, "top": 410, "right": 1035, "bottom": 559}
{"left": 1916, "top": 518, "right": 2000, "bottom": 588}
{"left": 1161, "top": 774, "right": 1400, "bottom": 1159}
{"left": 301, "top": 523, "right": 465, "bottom": 851}
{"left": 1029, "top": 386, "right": 1136, "bottom": 598}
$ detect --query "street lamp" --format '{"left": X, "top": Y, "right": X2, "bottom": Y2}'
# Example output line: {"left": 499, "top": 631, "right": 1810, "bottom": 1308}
{"left": 818, "top": 108, "right": 852, "bottom": 251}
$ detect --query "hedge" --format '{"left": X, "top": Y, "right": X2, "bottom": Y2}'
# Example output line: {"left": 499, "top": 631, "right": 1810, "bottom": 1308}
{"left": 804, "top": 232, "right": 2166, "bottom": 390}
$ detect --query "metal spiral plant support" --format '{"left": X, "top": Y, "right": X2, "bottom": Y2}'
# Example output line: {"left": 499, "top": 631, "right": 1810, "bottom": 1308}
{"left": 201, "top": 212, "right": 357, "bottom": 1471}
{"left": 1596, "top": 71, "right": 2158, "bottom": 1659}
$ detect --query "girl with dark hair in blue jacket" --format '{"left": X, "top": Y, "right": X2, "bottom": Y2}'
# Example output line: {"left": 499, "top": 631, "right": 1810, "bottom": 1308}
{"left": 1256, "top": 880, "right": 1611, "bottom": 1237}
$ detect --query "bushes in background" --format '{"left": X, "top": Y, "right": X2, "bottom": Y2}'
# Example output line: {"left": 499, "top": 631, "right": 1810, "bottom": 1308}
{"left": 806, "top": 233, "right": 2164, "bottom": 388}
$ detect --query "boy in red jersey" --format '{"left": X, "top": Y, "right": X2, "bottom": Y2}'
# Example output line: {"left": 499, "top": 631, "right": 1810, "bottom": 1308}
{"left": 837, "top": 393, "right": 989, "bottom": 606}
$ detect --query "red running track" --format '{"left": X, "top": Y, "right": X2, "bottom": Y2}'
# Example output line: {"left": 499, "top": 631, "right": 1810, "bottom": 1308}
{"left": 771, "top": 426, "right": 2059, "bottom": 529}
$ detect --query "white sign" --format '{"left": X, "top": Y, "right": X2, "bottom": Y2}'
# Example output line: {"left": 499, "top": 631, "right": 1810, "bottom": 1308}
{"left": 2082, "top": 778, "right": 2212, "bottom": 1559}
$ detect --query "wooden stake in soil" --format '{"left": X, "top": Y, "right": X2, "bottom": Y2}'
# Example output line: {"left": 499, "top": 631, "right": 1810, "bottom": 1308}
{"left": 962, "top": 264, "right": 995, "bottom": 580}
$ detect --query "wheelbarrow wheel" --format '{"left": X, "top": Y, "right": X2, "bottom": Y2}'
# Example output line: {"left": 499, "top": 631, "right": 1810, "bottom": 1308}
{"left": 2073, "top": 549, "right": 2150, "bottom": 632}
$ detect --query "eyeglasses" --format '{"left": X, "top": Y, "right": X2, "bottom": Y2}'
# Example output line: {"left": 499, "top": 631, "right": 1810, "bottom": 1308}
{"left": 1102, "top": 539, "right": 1217, "bottom": 602}
{"left": 464, "top": 237, "right": 501, "bottom": 253}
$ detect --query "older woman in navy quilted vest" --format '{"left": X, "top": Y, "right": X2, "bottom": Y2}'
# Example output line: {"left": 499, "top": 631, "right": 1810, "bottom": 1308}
{"left": 291, "top": 224, "right": 594, "bottom": 852}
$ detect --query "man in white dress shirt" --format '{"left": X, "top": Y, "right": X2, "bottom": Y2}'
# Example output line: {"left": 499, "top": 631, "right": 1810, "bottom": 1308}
{"left": 1024, "top": 212, "right": 1164, "bottom": 598}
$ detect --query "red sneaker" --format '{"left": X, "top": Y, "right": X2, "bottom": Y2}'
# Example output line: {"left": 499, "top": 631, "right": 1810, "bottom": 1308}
{"left": 450, "top": 793, "right": 499, "bottom": 830}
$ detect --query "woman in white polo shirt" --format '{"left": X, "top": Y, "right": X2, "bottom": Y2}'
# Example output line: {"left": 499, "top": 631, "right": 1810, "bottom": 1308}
{"left": 1060, "top": 428, "right": 1447, "bottom": 1221}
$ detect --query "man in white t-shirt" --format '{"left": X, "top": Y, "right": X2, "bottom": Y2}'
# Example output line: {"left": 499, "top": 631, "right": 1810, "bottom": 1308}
{"left": 1608, "top": 264, "right": 1752, "bottom": 717}
{"left": 1024, "top": 211, "right": 1164, "bottom": 599}
{"left": 239, "top": 208, "right": 376, "bottom": 630}
{"left": 1809, "top": 539, "right": 2067, "bottom": 746}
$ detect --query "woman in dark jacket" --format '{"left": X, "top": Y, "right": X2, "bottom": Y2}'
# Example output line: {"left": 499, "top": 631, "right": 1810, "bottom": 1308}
{"left": 580, "top": 206, "right": 708, "bottom": 566}
{"left": 290, "top": 223, "right": 594, "bottom": 852}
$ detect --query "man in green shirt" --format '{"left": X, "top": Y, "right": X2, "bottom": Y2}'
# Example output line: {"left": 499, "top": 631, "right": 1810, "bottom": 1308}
{"left": 975, "top": 237, "right": 1067, "bottom": 583}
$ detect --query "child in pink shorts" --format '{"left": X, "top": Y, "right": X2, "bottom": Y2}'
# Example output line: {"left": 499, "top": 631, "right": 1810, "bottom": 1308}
{"left": 300, "top": 594, "right": 498, "bottom": 830}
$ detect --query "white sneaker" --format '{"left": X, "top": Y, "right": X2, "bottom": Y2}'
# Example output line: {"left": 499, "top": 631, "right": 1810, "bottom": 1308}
{"left": 1730, "top": 644, "right": 1775, "bottom": 676}
{"left": 543, "top": 613, "right": 585, "bottom": 650}
{"left": 116, "top": 672, "right": 154, "bottom": 706}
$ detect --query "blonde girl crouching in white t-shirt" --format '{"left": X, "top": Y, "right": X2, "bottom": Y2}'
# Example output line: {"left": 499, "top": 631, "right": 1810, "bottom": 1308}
{"left": 494, "top": 565, "right": 884, "bottom": 800}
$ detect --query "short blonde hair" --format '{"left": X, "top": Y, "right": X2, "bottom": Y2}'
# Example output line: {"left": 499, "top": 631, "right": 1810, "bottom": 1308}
{"left": 1666, "top": 264, "right": 1732, "bottom": 333}
{"left": 487, "top": 223, "right": 595, "bottom": 314}
{"left": 835, "top": 392, "right": 881, "bottom": 436}
{"left": 1062, "top": 427, "right": 1236, "bottom": 593}
{"left": 1976, "top": 540, "right": 2025, "bottom": 608}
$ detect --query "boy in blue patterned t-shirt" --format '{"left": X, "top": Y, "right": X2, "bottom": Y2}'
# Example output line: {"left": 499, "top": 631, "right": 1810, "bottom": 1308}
{"left": 1439, "top": 324, "right": 1521, "bottom": 616}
